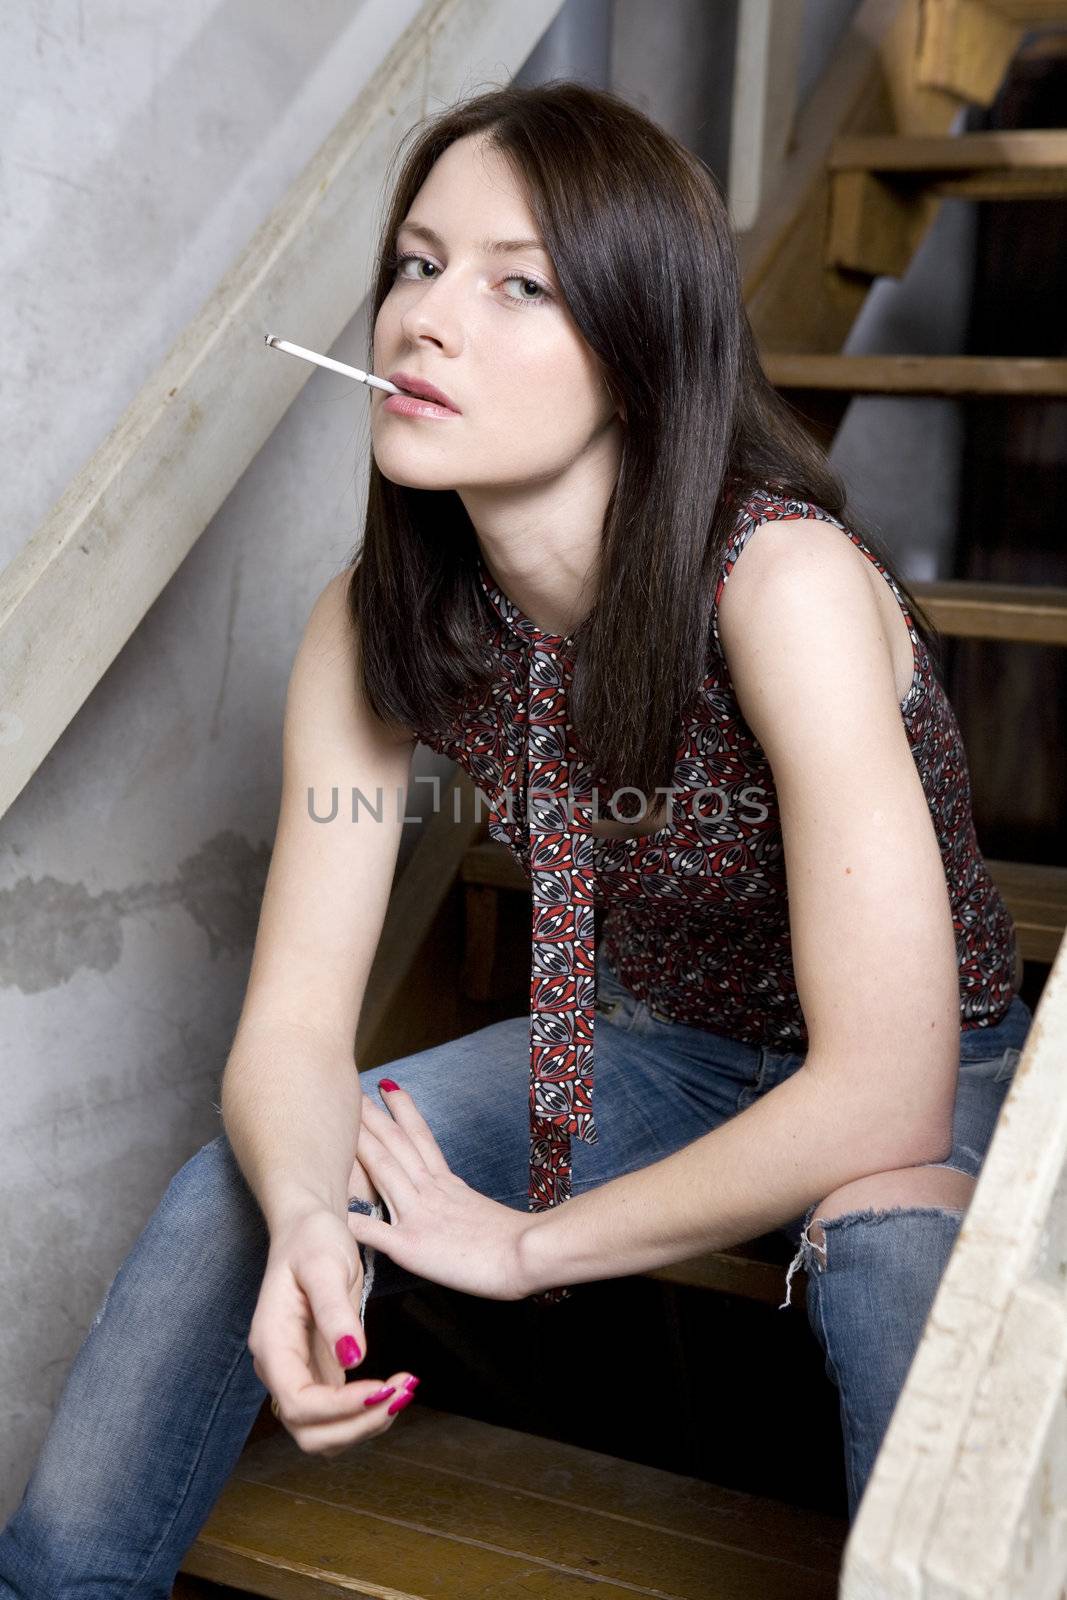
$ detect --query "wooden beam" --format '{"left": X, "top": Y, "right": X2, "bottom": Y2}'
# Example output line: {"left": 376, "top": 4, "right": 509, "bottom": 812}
{"left": 762, "top": 352, "right": 1067, "bottom": 395}
{"left": 844, "top": 935, "right": 1067, "bottom": 1593}
{"left": 829, "top": 128, "right": 1067, "bottom": 170}
{"left": 984, "top": 858, "right": 1067, "bottom": 965}
{"left": 910, "top": 579, "right": 1067, "bottom": 643}
{"left": 828, "top": 131, "right": 1067, "bottom": 272}
{"left": 916, "top": 0, "right": 1023, "bottom": 103}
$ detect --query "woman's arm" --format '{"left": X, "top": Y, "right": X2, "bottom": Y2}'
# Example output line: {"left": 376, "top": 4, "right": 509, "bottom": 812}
{"left": 519, "top": 517, "right": 962, "bottom": 1292}
{"left": 222, "top": 573, "right": 415, "bottom": 1235}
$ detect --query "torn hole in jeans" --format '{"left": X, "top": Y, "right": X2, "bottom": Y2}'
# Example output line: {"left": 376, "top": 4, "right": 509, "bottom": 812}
{"left": 778, "top": 1201, "right": 968, "bottom": 1311}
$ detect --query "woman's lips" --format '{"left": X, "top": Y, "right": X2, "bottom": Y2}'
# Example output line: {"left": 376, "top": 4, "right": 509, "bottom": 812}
{"left": 387, "top": 371, "right": 460, "bottom": 411}
{"left": 383, "top": 393, "right": 462, "bottom": 420}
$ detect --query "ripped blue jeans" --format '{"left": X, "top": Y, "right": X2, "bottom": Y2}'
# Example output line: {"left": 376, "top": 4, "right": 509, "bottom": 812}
{"left": 591, "top": 956, "right": 1033, "bottom": 1523}
{"left": 0, "top": 961, "right": 1032, "bottom": 1595}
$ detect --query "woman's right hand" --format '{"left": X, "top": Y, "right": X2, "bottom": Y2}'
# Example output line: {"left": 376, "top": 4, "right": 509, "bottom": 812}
{"left": 247, "top": 1203, "right": 417, "bottom": 1456}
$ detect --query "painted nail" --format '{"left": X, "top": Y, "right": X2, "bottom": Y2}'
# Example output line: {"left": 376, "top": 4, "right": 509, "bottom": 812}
{"left": 379, "top": 1078, "right": 400, "bottom": 1093}
{"left": 363, "top": 1386, "right": 396, "bottom": 1406}
{"left": 335, "top": 1335, "right": 362, "bottom": 1367}
{"left": 387, "top": 1391, "right": 415, "bottom": 1416}
{"left": 404, "top": 1375, "right": 420, "bottom": 1392}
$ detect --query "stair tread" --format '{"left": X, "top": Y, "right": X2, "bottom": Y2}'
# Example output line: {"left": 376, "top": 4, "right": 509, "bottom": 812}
{"left": 985, "top": 858, "right": 1067, "bottom": 916}
{"left": 180, "top": 1404, "right": 847, "bottom": 1599}
{"left": 910, "top": 579, "right": 1067, "bottom": 644}
{"left": 762, "top": 353, "right": 1067, "bottom": 396}
{"left": 829, "top": 129, "right": 1067, "bottom": 172}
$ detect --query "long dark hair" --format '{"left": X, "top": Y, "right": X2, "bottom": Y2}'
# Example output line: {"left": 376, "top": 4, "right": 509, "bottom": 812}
{"left": 348, "top": 79, "right": 943, "bottom": 802}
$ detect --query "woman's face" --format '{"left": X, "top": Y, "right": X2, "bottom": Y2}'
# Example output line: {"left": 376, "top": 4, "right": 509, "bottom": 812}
{"left": 371, "top": 133, "right": 622, "bottom": 494}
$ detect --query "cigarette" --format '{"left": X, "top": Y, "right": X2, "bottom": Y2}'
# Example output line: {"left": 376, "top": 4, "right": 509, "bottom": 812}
{"left": 263, "top": 334, "right": 403, "bottom": 395}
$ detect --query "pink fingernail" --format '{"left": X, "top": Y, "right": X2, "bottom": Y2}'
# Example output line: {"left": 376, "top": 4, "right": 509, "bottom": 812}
{"left": 364, "top": 1386, "right": 396, "bottom": 1406}
{"left": 387, "top": 1391, "right": 415, "bottom": 1416}
{"left": 335, "top": 1335, "right": 362, "bottom": 1367}
{"left": 404, "top": 1375, "right": 420, "bottom": 1392}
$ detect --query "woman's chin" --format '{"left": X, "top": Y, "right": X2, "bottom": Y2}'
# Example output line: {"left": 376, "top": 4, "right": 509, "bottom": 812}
{"left": 372, "top": 452, "right": 458, "bottom": 492}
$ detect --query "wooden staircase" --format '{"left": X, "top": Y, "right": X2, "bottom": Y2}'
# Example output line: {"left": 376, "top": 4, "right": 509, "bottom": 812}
{"left": 173, "top": 1405, "right": 848, "bottom": 1599}
{"left": 177, "top": 0, "right": 1067, "bottom": 1595}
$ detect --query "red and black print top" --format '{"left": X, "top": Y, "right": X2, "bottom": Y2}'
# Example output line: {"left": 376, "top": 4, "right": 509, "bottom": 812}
{"left": 412, "top": 487, "right": 1020, "bottom": 1304}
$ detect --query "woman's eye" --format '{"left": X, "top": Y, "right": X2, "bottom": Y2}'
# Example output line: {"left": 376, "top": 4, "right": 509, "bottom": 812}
{"left": 500, "top": 274, "right": 551, "bottom": 306}
{"left": 391, "top": 252, "right": 552, "bottom": 308}
{"left": 393, "top": 252, "right": 438, "bottom": 282}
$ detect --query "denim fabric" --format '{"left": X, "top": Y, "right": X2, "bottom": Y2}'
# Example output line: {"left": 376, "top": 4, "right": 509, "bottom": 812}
{"left": 0, "top": 958, "right": 1032, "bottom": 1592}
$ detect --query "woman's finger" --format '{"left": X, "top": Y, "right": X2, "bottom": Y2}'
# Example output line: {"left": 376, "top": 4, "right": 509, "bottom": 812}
{"left": 252, "top": 1301, "right": 355, "bottom": 1425}
{"left": 289, "top": 1370, "right": 422, "bottom": 1457}
{"left": 366, "top": 1083, "right": 453, "bottom": 1178}
{"left": 353, "top": 1118, "right": 421, "bottom": 1214}
{"left": 298, "top": 1247, "right": 367, "bottom": 1379}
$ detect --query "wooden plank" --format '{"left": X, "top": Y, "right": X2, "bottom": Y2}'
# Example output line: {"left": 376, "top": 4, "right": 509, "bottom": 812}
{"left": 827, "top": 129, "right": 1067, "bottom": 273}
{"left": 971, "top": 0, "right": 1067, "bottom": 20}
{"left": 842, "top": 937, "right": 1067, "bottom": 1595}
{"left": 917, "top": 0, "right": 1022, "bottom": 103}
{"left": 909, "top": 580, "right": 1067, "bottom": 644}
{"left": 986, "top": 858, "right": 1067, "bottom": 965}
{"left": 829, "top": 129, "right": 1067, "bottom": 171}
{"left": 828, "top": 167, "right": 936, "bottom": 275}
{"left": 645, "top": 1242, "right": 805, "bottom": 1309}
{"left": 763, "top": 352, "right": 1067, "bottom": 396}
{"left": 180, "top": 1406, "right": 846, "bottom": 1599}
{"left": 0, "top": 0, "right": 567, "bottom": 824}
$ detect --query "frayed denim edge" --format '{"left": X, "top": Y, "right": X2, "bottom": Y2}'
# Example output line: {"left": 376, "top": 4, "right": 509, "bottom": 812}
{"left": 347, "top": 1196, "right": 388, "bottom": 1324}
{"left": 778, "top": 1200, "right": 968, "bottom": 1311}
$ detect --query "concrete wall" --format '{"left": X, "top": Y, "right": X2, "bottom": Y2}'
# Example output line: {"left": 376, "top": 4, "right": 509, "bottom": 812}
{"left": 0, "top": 0, "right": 481, "bottom": 1517}
{"left": 0, "top": 0, "right": 974, "bottom": 1519}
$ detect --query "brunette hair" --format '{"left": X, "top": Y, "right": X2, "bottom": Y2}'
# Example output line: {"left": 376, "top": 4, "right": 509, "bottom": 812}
{"left": 348, "top": 79, "right": 942, "bottom": 802}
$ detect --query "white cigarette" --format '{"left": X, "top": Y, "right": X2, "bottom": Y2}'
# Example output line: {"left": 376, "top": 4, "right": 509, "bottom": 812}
{"left": 263, "top": 334, "right": 403, "bottom": 395}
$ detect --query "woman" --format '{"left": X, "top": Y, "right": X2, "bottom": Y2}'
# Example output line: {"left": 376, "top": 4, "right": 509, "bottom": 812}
{"left": 0, "top": 80, "right": 1029, "bottom": 1593}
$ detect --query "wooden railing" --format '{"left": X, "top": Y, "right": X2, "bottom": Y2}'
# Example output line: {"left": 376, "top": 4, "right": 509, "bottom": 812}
{"left": 846, "top": 935, "right": 1067, "bottom": 1592}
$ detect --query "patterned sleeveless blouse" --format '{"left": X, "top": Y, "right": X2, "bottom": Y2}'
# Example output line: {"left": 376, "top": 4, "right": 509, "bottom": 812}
{"left": 412, "top": 486, "right": 1020, "bottom": 1304}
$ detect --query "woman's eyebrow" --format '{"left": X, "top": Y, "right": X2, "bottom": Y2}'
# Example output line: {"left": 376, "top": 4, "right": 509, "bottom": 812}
{"left": 397, "top": 220, "right": 549, "bottom": 256}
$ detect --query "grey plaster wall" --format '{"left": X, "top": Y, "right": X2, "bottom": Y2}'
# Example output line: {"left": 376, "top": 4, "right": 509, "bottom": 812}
{"left": 0, "top": 0, "right": 444, "bottom": 1518}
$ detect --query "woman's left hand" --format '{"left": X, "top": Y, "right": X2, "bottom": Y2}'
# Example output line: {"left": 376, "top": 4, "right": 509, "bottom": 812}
{"left": 345, "top": 1084, "right": 531, "bottom": 1302}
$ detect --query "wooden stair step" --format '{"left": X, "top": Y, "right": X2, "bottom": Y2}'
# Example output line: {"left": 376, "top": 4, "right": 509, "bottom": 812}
{"left": 826, "top": 131, "right": 1067, "bottom": 276}
{"left": 829, "top": 130, "right": 1067, "bottom": 198}
{"left": 762, "top": 353, "right": 1067, "bottom": 397}
{"left": 178, "top": 1403, "right": 847, "bottom": 1598}
{"left": 645, "top": 1231, "right": 803, "bottom": 1306}
{"left": 980, "top": 0, "right": 1067, "bottom": 19}
{"left": 910, "top": 579, "right": 1067, "bottom": 645}
{"left": 986, "top": 858, "right": 1067, "bottom": 966}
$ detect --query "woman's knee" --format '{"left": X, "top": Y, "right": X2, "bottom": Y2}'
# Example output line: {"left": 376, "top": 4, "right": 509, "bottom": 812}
{"left": 128, "top": 1132, "right": 270, "bottom": 1314}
